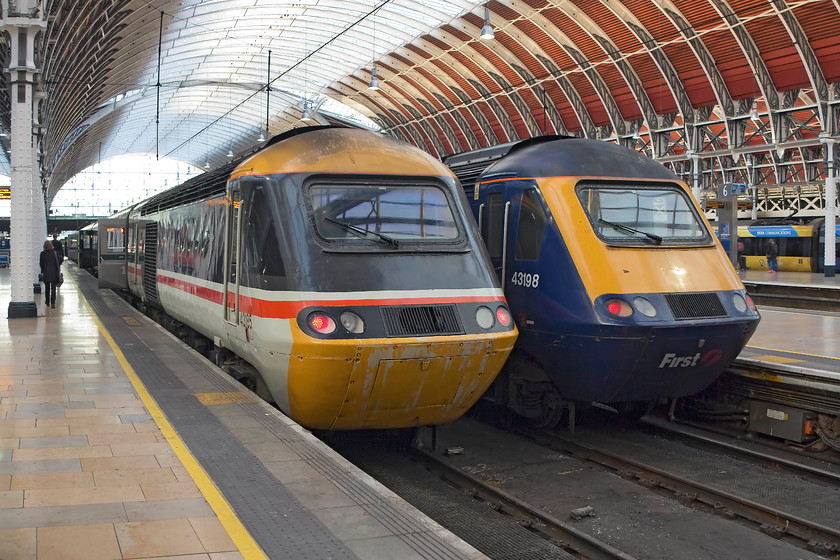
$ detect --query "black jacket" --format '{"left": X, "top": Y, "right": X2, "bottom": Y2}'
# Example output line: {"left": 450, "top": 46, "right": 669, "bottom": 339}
{"left": 40, "top": 249, "right": 61, "bottom": 283}
{"left": 767, "top": 243, "right": 778, "bottom": 259}
{"left": 52, "top": 239, "right": 64, "bottom": 263}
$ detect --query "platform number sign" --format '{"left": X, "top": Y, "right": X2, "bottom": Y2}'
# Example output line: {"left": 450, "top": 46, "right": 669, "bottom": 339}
{"left": 718, "top": 182, "right": 746, "bottom": 198}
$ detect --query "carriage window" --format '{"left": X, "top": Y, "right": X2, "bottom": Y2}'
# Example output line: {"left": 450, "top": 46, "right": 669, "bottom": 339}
{"left": 515, "top": 189, "right": 547, "bottom": 260}
{"left": 578, "top": 184, "right": 710, "bottom": 245}
{"left": 104, "top": 227, "right": 125, "bottom": 254}
{"left": 310, "top": 184, "right": 459, "bottom": 246}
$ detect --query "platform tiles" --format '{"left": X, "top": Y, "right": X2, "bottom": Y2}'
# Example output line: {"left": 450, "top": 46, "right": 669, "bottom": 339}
{"left": 0, "top": 264, "right": 487, "bottom": 560}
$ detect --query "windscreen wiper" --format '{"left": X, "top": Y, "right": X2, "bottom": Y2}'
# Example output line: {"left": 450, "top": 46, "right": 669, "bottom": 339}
{"left": 598, "top": 218, "right": 662, "bottom": 244}
{"left": 324, "top": 216, "right": 400, "bottom": 248}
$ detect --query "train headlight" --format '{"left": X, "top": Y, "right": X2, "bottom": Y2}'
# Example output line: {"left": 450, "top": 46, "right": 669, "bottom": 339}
{"left": 605, "top": 298, "right": 633, "bottom": 317}
{"left": 732, "top": 293, "right": 748, "bottom": 313}
{"left": 475, "top": 306, "right": 495, "bottom": 329}
{"left": 633, "top": 297, "right": 657, "bottom": 317}
{"left": 339, "top": 311, "right": 365, "bottom": 334}
{"left": 308, "top": 313, "right": 337, "bottom": 334}
{"left": 745, "top": 294, "right": 757, "bottom": 312}
{"left": 496, "top": 306, "right": 512, "bottom": 327}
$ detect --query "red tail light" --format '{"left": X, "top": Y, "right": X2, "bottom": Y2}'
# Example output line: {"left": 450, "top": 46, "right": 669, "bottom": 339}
{"left": 496, "top": 306, "right": 511, "bottom": 327}
{"left": 308, "top": 313, "right": 336, "bottom": 334}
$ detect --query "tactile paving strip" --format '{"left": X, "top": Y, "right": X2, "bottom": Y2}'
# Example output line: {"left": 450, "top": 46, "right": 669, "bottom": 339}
{"left": 74, "top": 268, "right": 476, "bottom": 560}
{"left": 74, "top": 272, "right": 357, "bottom": 560}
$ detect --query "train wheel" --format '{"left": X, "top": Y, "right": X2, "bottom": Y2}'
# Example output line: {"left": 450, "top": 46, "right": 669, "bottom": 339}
{"left": 534, "top": 388, "right": 565, "bottom": 429}
{"left": 505, "top": 353, "right": 567, "bottom": 429}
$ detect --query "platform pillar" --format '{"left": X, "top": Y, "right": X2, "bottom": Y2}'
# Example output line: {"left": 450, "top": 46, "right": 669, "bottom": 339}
{"left": 1, "top": 3, "right": 46, "bottom": 318}
{"left": 823, "top": 134, "right": 836, "bottom": 278}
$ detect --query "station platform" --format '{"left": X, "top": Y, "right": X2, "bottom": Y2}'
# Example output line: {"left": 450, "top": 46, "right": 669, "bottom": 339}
{"left": 0, "top": 263, "right": 486, "bottom": 560}
{"left": 737, "top": 269, "right": 840, "bottom": 290}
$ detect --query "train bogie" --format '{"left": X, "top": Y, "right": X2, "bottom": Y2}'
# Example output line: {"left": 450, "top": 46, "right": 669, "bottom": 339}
{"left": 98, "top": 127, "right": 516, "bottom": 430}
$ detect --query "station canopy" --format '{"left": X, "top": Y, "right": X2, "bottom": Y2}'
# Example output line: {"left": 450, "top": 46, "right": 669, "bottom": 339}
{"left": 0, "top": 0, "right": 837, "bottom": 204}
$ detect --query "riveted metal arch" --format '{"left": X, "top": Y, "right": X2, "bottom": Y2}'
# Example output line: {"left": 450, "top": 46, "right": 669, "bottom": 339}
{"left": 656, "top": 1, "right": 734, "bottom": 117}
{"left": 708, "top": 0, "right": 779, "bottom": 111}
{"left": 593, "top": 0, "right": 693, "bottom": 125}
{"left": 506, "top": 65, "right": 543, "bottom": 138}
{"left": 503, "top": 0, "right": 623, "bottom": 136}
{"left": 389, "top": 110, "right": 427, "bottom": 150}
{"left": 535, "top": 54, "right": 596, "bottom": 139}
{"left": 434, "top": 92, "right": 479, "bottom": 150}
{"left": 456, "top": 80, "right": 503, "bottom": 145}
{"left": 562, "top": 47, "right": 626, "bottom": 136}
{"left": 427, "top": 27, "right": 511, "bottom": 146}
{"left": 592, "top": 34, "right": 659, "bottom": 133}
{"left": 550, "top": 1, "right": 650, "bottom": 135}
{"left": 771, "top": 0, "right": 829, "bottom": 110}
{"left": 450, "top": 84, "right": 498, "bottom": 148}
{"left": 403, "top": 103, "right": 445, "bottom": 157}
{"left": 417, "top": 98, "right": 461, "bottom": 153}
{"left": 366, "top": 51, "right": 463, "bottom": 151}
{"left": 625, "top": 20, "right": 695, "bottom": 125}
{"left": 407, "top": 36, "right": 494, "bottom": 148}
{"left": 529, "top": 82, "right": 569, "bottom": 136}
{"left": 383, "top": 44, "right": 478, "bottom": 151}
{"left": 466, "top": 78, "right": 516, "bottom": 144}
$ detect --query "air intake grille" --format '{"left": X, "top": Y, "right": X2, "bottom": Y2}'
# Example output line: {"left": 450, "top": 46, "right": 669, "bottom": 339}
{"left": 380, "top": 304, "right": 464, "bottom": 337}
{"left": 665, "top": 292, "right": 727, "bottom": 320}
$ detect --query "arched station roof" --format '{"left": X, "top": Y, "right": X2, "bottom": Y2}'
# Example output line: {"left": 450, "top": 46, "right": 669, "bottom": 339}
{"left": 1, "top": 0, "right": 838, "bottom": 209}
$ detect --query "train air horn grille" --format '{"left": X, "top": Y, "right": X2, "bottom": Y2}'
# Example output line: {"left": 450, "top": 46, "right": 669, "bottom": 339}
{"left": 665, "top": 292, "right": 727, "bottom": 320}
{"left": 380, "top": 305, "right": 464, "bottom": 337}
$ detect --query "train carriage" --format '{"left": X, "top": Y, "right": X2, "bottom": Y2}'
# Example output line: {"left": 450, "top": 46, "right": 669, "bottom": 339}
{"left": 100, "top": 127, "right": 517, "bottom": 430}
{"left": 445, "top": 136, "right": 761, "bottom": 426}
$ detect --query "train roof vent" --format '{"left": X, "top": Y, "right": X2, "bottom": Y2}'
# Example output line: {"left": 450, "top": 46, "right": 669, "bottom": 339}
{"left": 665, "top": 292, "right": 728, "bottom": 320}
{"left": 380, "top": 304, "right": 464, "bottom": 337}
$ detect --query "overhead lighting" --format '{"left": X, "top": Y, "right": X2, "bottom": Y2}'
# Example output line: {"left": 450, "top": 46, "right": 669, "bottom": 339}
{"left": 258, "top": 130, "right": 265, "bottom": 142}
{"left": 480, "top": 8, "right": 494, "bottom": 40}
{"left": 751, "top": 101, "right": 759, "bottom": 120}
{"left": 226, "top": 149, "right": 234, "bottom": 158}
{"left": 632, "top": 123, "right": 641, "bottom": 139}
{"left": 301, "top": 101, "right": 312, "bottom": 121}
{"left": 369, "top": 66, "right": 380, "bottom": 90}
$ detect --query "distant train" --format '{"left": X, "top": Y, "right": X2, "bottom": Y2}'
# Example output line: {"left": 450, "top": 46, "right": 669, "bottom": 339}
{"left": 94, "top": 126, "right": 517, "bottom": 431}
{"left": 718, "top": 220, "right": 840, "bottom": 272}
{"left": 444, "top": 136, "right": 761, "bottom": 427}
{"left": 65, "top": 222, "right": 98, "bottom": 274}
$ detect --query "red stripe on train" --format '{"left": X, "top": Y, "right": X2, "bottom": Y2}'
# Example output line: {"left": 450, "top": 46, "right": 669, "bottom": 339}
{"left": 156, "top": 274, "right": 503, "bottom": 319}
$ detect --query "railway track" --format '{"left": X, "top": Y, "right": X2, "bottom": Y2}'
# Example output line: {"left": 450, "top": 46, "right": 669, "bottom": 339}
{"left": 410, "top": 441, "right": 638, "bottom": 560}
{"left": 517, "top": 421, "right": 840, "bottom": 557}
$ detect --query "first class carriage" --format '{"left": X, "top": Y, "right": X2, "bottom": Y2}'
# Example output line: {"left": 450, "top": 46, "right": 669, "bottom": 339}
{"left": 96, "top": 126, "right": 517, "bottom": 430}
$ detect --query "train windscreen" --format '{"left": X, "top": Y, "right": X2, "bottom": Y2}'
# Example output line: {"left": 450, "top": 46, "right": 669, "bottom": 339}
{"left": 577, "top": 183, "right": 711, "bottom": 246}
{"left": 310, "top": 184, "right": 460, "bottom": 245}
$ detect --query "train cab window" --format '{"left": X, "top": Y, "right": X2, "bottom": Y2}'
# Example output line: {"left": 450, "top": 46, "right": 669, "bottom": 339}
{"left": 482, "top": 193, "right": 505, "bottom": 259}
{"left": 578, "top": 184, "right": 710, "bottom": 246}
{"left": 240, "top": 181, "right": 286, "bottom": 289}
{"left": 515, "top": 189, "right": 547, "bottom": 260}
{"left": 310, "top": 183, "right": 460, "bottom": 247}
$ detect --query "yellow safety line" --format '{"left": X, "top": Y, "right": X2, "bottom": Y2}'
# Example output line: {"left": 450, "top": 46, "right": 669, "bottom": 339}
{"left": 79, "top": 287, "right": 267, "bottom": 560}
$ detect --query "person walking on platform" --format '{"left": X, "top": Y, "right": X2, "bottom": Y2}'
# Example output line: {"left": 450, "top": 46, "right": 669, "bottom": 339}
{"left": 51, "top": 233, "right": 64, "bottom": 265}
{"left": 766, "top": 239, "right": 778, "bottom": 274}
{"left": 40, "top": 240, "right": 60, "bottom": 308}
